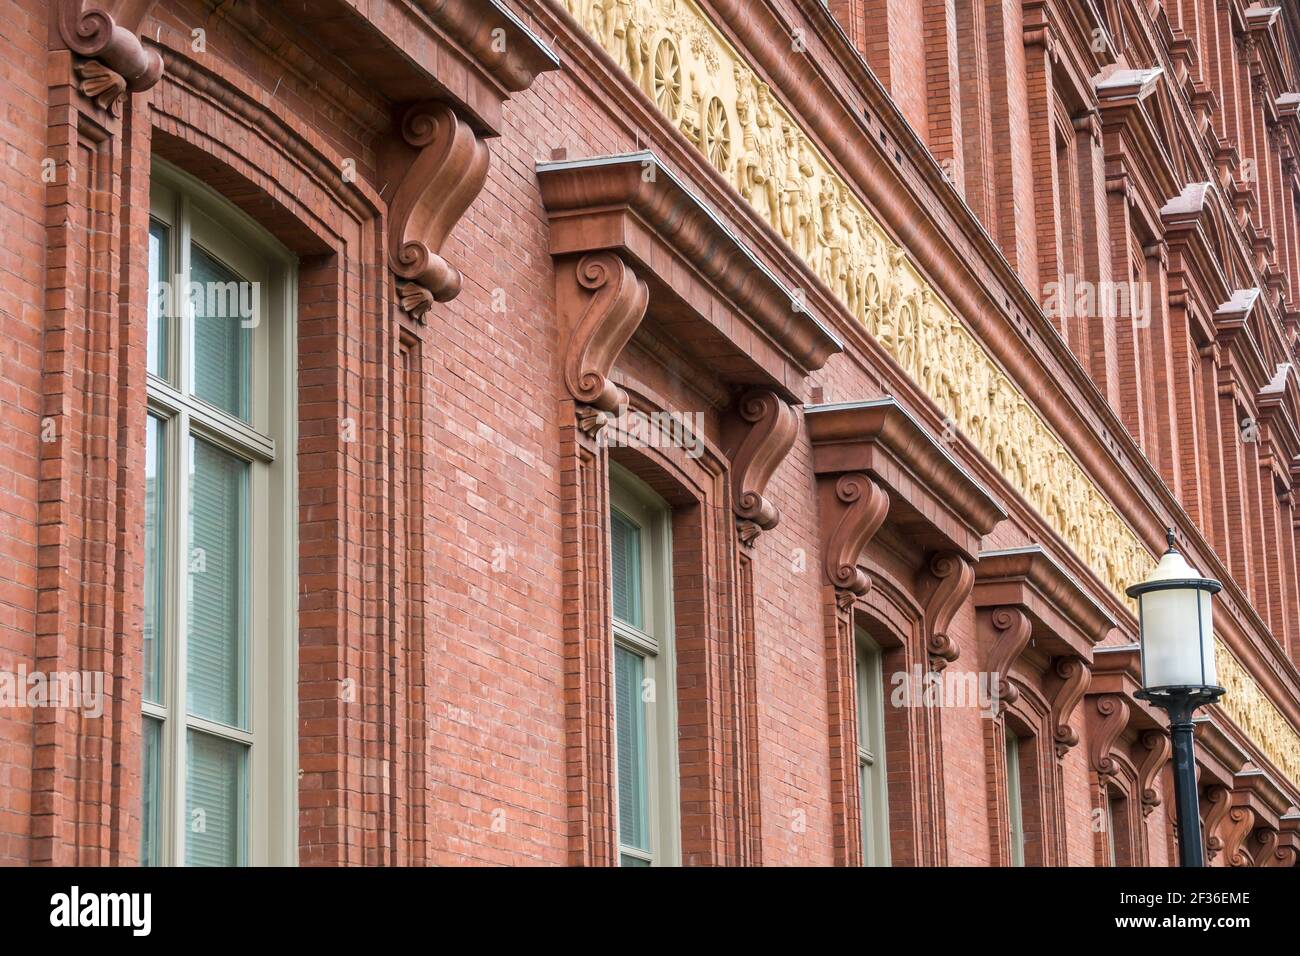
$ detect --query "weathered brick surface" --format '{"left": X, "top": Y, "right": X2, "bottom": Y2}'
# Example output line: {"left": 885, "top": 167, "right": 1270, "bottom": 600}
{"left": 0, "top": 0, "right": 1298, "bottom": 867}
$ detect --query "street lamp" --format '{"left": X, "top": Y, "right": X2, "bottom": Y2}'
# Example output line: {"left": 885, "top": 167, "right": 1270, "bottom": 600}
{"left": 1129, "top": 529, "right": 1224, "bottom": 867}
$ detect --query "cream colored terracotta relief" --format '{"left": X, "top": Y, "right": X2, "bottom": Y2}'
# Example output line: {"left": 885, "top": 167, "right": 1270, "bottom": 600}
{"left": 567, "top": 0, "right": 1300, "bottom": 782}
{"left": 567, "top": 0, "right": 1150, "bottom": 599}
{"left": 1217, "top": 642, "right": 1300, "bottom": 786}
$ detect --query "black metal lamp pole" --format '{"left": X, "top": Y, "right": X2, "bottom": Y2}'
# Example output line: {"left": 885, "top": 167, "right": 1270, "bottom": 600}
{"left": 1128, "top": 530, "right": 1224, "bottom": 869}
{"left": 1136, "top": 686, "right": 1222, "bottom": 867}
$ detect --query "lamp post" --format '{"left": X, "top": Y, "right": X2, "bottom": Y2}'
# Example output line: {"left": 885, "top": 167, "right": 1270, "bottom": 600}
{"left": 1128, "top": 529, "right": 1224, "bottom": 867}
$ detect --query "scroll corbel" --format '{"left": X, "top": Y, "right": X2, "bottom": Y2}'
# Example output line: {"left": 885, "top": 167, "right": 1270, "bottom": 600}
{"left": 987, "top": 606, "right": 1032, "bottom": 708}
{"left": 560, "top": 251, "right": 649, "bottom": 434}
{"left": 1202, "top": 784, "right": 1231, "bottom": 861}
{"left": 59, "top": 0, "right": 164, "bottom": 115}
{"left": 920, "top": 552, "right": 972, "bottom": 670}
{"left": 726, "top": 389, "right": 797, "bottom": 547}
{"left": 1138, "top": 729, "right": 1170, "bottom": 817}
{"left": 821, "top": 474, "right": 889, "bottom": 601}
{"left": 1089, "top": 694, "right": 1130, "bottom": 785}
{"left": 1049, "top": 656, "right": 1090, "bottom": 759}
{"left": 388, "top": 102, "right": 490, "bottom": 320}
{"left": 1255, "top": 827, "right": 1298, "bottom": 867}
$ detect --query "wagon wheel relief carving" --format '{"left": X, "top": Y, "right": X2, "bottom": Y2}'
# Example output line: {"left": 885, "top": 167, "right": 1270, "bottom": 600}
{"left": 704, "top": 96, "right": 731, "bottom": 173}
{"left": 653, "top": 38, "right": 683, "bottom": 121}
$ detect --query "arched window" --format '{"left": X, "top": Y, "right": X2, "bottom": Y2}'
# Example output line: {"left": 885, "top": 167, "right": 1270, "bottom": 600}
{"left": 610, "top": 466, "right": 680, "bottom": 866}
{"left": 142, "top": 161, "right": 297, "bottom": 866}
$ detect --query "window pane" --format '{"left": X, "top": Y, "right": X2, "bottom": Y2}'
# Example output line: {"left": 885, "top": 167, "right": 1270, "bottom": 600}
{"left": 855, "top": 651, "right": 870, "bottom": 744}
{"left": 614, "top": 645, "right": 650, "bottom": 856}
{"left": 1006, "top": 732, "right": 1025, "bottom": 867}
{"left": 141, "top": 716, "right": 162, "bottom": 866}
{"left": 619, "top": 855, "right": 651, "bottom": 867}
{"left": 190, "top": 244, "right": 252, "bottom": 420}
{"left": 187, "top": 438, "right": 248, "bottom": 727}
{"left": 859, "top": 761, "right": 871, "bottom": 864}
{"left": 185, "top": 730, "right": 247, "bottom": 866}
{"left": 611, "top": 510, "right": 642, "bottom": 628}
{"left": 148, "top": 220, "right": 169, "bottom": 379}
{"left": 144, "top": 415, "right": 165, "bottom": 704}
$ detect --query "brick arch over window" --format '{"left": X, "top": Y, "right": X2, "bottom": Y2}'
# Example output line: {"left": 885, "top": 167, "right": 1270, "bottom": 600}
{"left": 999, "top": 682, "right": 1056, "bottom": 867}
{"left": 138, "top": 49, "right": 437, "bottom": 866}
{"left": 564, "top": 375, "right": 756, "bottom": 866}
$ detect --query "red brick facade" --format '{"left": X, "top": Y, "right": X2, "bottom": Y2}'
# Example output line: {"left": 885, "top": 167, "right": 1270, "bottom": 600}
{"left": 1, "top": 0, "right": 1299, "bottom": 867}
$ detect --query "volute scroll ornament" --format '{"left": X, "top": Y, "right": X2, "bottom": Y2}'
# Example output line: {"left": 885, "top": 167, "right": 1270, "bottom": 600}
{"left": 987, "top": 606, "right": 1032, "bottom": 708}
{"left": 727, "top": 389, "right": 797, "bottom": 545}
{"left": 58, "top": 0, "right": 164, "bottom": 116}
{"left": 388, "top": 102, "right": 490, "bottom": 319}
{"left": 1090, "top": 694, "right": 1130, "bottom": 782}
{"left": 1202, "top": 784, "right": 1232, "bottom": 861}
{"left": 1255, "top": 827, "right": 1299, "bottom": 867}
{"left": 1138, "top": 729, "right": 1170, "bottom": 817}
{"left": 563, "top": 251, "right": 649, "bottom": 415}
{"left": 1050, "top": 656, "right": 1090, "bottom": 759}
{"left": 922, "top": 552, "right": 973, "bottom": 670}
{"left": 822, "top": 473, "right": 889, "bottom": 598}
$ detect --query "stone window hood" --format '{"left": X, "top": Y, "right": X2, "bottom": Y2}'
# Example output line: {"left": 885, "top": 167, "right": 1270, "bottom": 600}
{"left": 805, "top": 397, "right": 1005, "bottom": 564}
{"left": 537, "top": 151, "right": 844, "bottom": 406}
{"left": 975, "top": 545, "right": 1117, "bottom": 762}
{"left": 293, "top": 0, "right": 559, "bottom": 135}
{"left": 1087, "top": 644, "right": 1171, "bottom": 824}
{"left": 806, "top": 397, "right": 1006, "bottom": 674}
{"left": 1195, "top": 715, "right": 1297, "bottom": 866}
{"left": 976, "top": 546, "right": 1117, "bottom": 665}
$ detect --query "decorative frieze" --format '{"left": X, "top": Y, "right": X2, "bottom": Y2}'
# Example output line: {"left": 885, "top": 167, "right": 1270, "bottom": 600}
{"left": 563, "top": 0, "right": 1300, "bottom": 793}
{"left": 1217, "top": 644, "right": 1300, "bottom": 789}
{"left": 563, "top": 0, "right": 1152, "bottom": 606}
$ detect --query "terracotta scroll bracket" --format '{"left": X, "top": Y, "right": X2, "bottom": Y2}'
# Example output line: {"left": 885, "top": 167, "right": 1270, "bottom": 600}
{"left": 388, "top": 102, "right": 491, "bottom": 320}
{"left": 556, "top": 250, "right": 649, "bottom": 434}
{"left": 58, "top": 0, "right": 164, "bottom": 116}
{"left": 725, "top": 389, "right": 798, "bottom": 548}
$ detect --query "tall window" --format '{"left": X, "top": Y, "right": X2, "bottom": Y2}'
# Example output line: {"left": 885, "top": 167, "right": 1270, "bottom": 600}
{"left": 144, "top": 163, "right": 297, "bottom": 866}
{"left": 1106, "top": 791, "right": 1119, "bottom": 867}
{"left": 1005, "top": 730, "right": 1026, "bottom": 866}
{"left": 610, "top": 467, "right": 679, "bottom": 866}
{"left": 855, "top": 629, "right": 890, "bottom": 865}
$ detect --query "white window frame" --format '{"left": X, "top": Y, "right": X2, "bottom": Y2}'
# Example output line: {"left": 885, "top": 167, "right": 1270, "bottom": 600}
{"left": 854, "top": 628, "right": 890, "bottom": 866}
{"left": 144, "top": 161, "right": 298, "bottom": 866}
{"left": 1006, "top": 729, "right": 1026, "bottom": 867}
{"left": 610, "top": 465, "right": 680, "bottom": 867}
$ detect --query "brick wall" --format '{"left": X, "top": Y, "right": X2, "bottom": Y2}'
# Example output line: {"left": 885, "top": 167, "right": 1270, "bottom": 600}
{"left": 0, "top": 0, "right": 1296, "bottom": 866}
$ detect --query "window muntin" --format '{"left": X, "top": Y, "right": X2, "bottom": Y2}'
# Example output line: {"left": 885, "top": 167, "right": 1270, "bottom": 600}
{"left": 855, "top": 629, "right": 890, "bottom": 866}
{"left": 610, "top": 469, "right": 679, "bottom": 867}
{"left": 148, "top": 221, "right": 169, "bottom": 380}
{"left": 144, "top": 163, "right": 295, "bottom": 867}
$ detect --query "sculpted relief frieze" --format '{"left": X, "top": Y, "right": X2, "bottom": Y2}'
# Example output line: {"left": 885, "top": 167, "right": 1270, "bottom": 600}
{"left": 566, "top": 0, "right": 1150, "bottom": 601}
{"left": 565, "top": 0, "right": 1300, "bottom": 786}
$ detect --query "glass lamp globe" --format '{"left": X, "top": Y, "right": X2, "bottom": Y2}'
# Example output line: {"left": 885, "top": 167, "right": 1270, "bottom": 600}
{"left": 1126, "top": 530, "right": 1221, "bottom": 692}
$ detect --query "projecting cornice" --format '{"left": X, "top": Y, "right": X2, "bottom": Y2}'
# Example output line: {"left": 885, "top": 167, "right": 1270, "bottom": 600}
{"left": 1257, "top": 363, "right": 1300, "bottom": 470}
{"left": 806, "top": 398, "right": 1006, "bottom": 560}
{"left": 537, "top": 151, "right": 843, "bottom": 399}
{"left": 1215, "top": 288, "right": 1273, "bottom": 399}
{"left": 295, "top": 0, "right": 558, "bottom": 135}
{"left": 973, "top": 546, "right": 1115, "bottom": 659}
